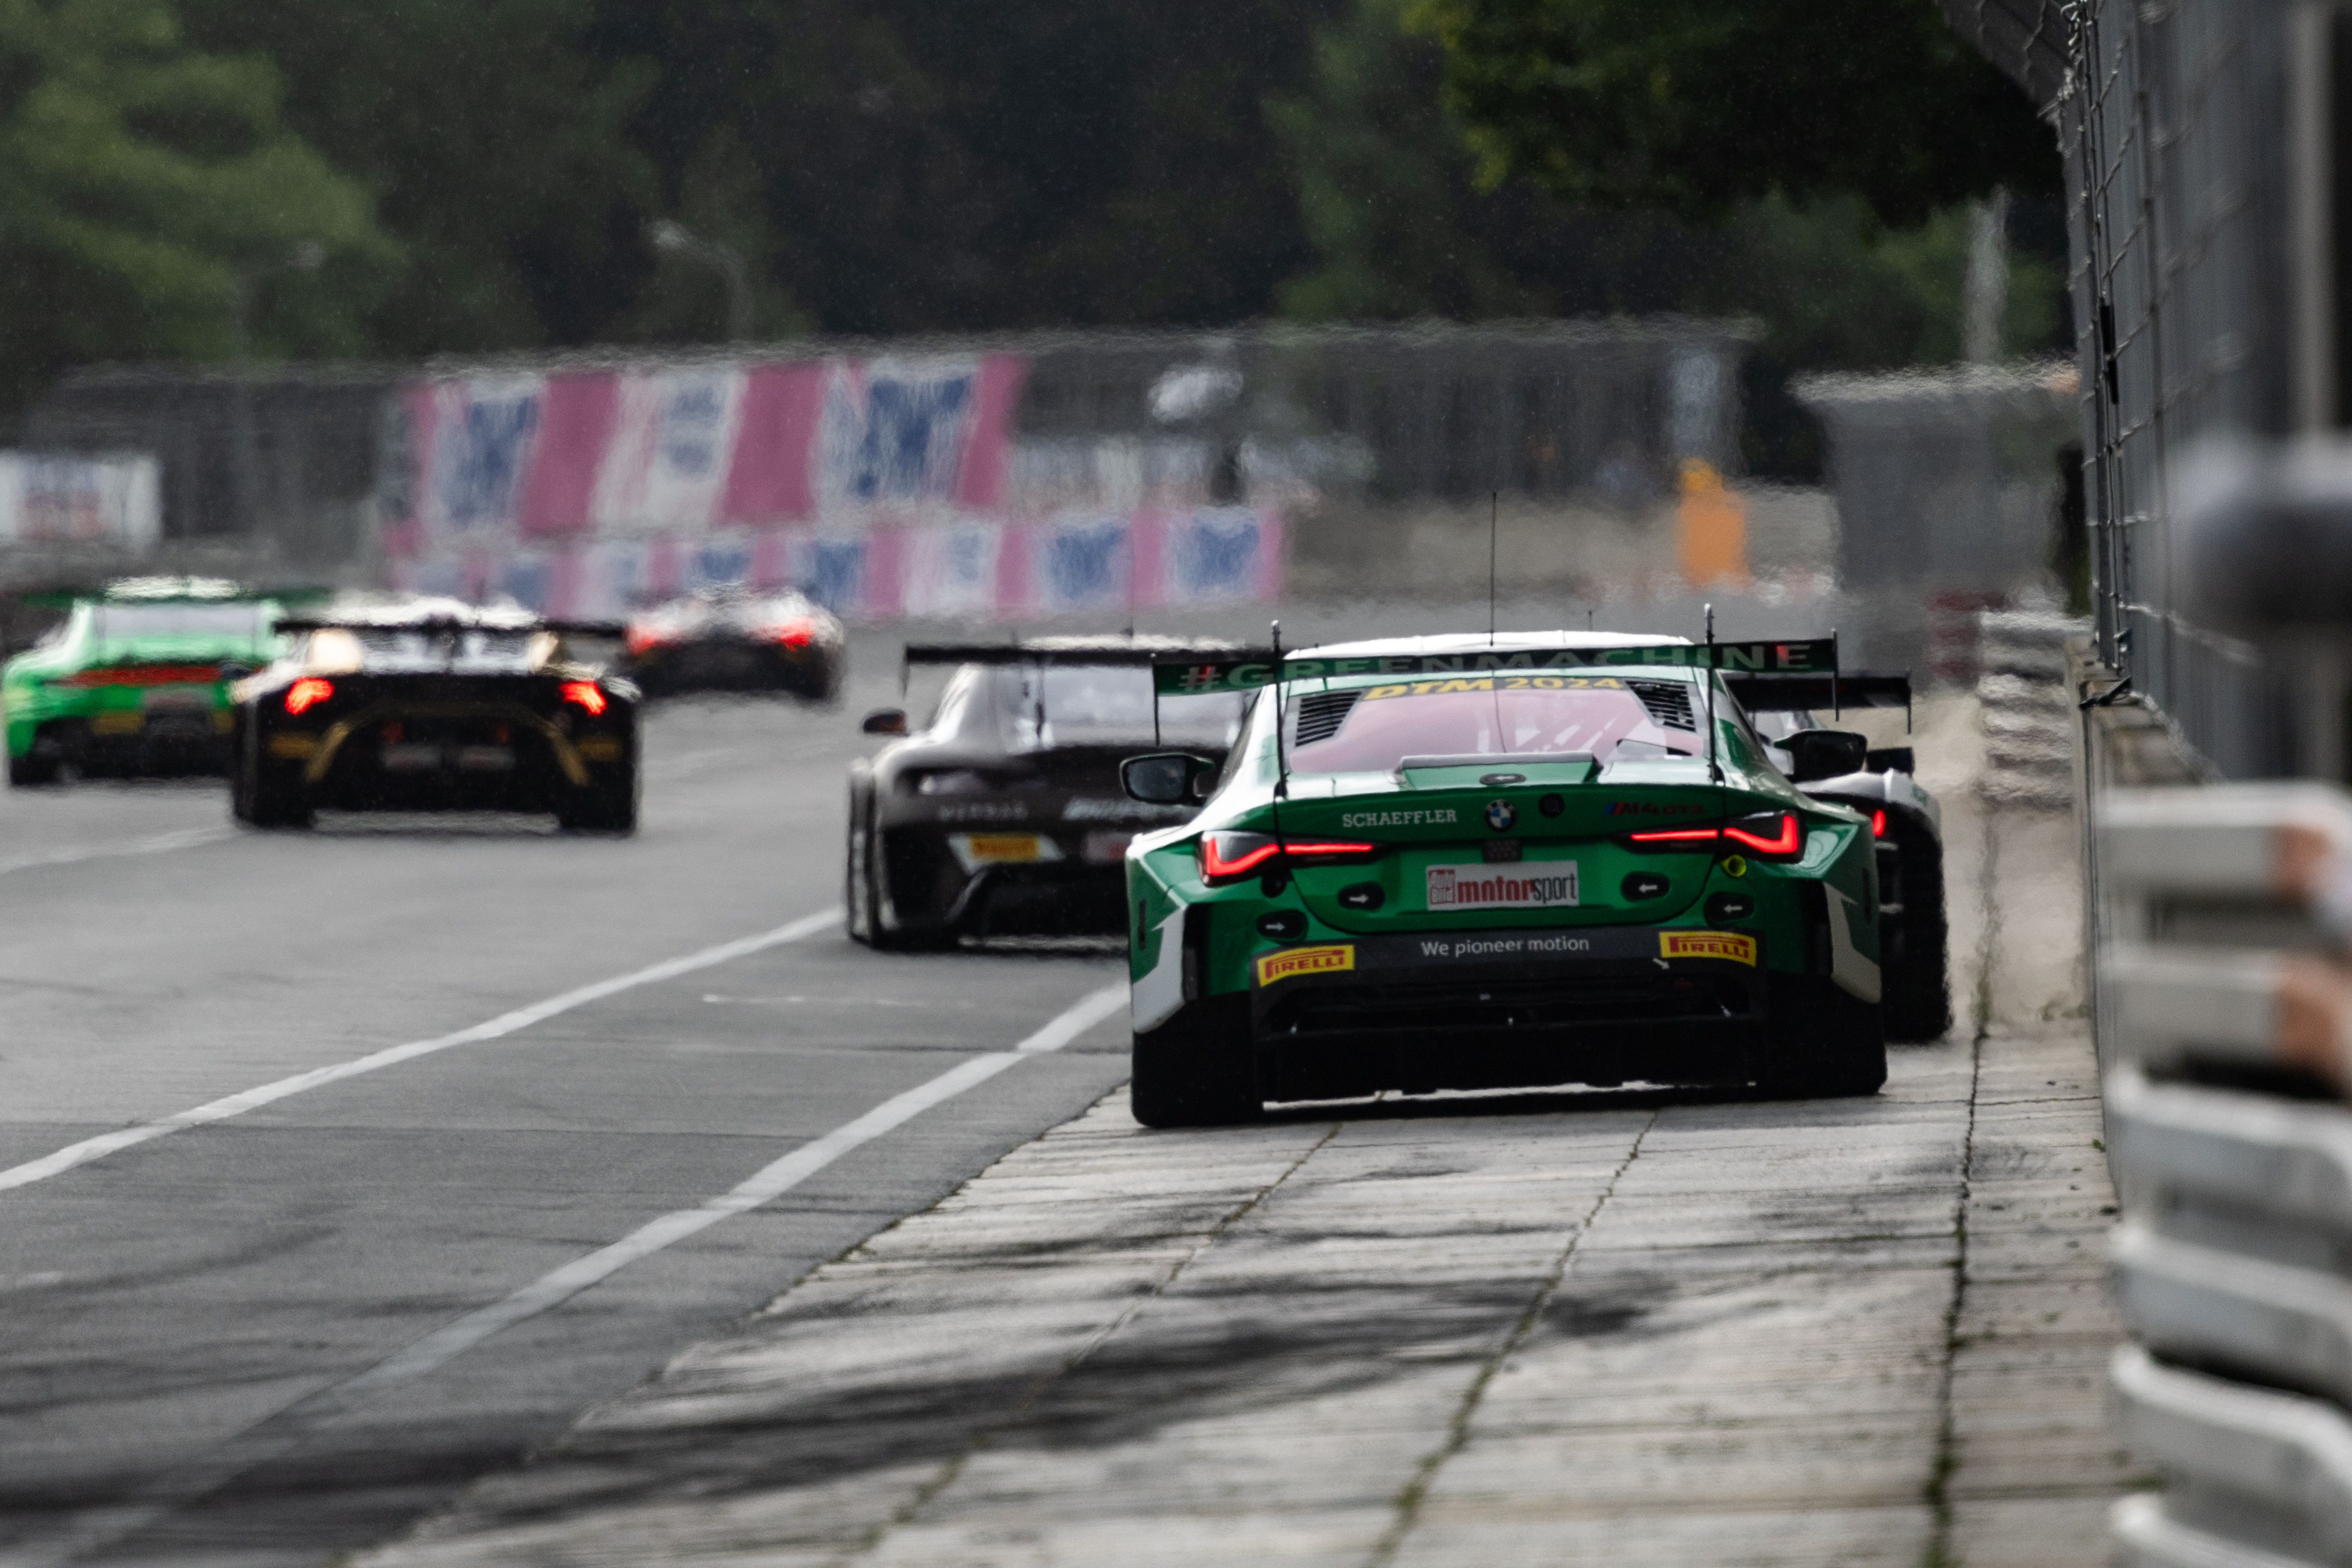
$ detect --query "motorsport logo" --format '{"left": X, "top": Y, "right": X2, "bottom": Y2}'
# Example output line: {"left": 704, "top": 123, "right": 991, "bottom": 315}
{"left": 1341, "top": 807, "right": 1459, "bottom": 829}
{"left": 1659, "top": 930, "right": 1758, "bottom": 965}
{"left": 1603, "top": 800, "right": 1707, "bottom": 817}
{"left": 1254, "top": 944, "right": 1355, "bottom": 986}
{"left": 1425, "top": 862, "right": 1579, "bottom": 910}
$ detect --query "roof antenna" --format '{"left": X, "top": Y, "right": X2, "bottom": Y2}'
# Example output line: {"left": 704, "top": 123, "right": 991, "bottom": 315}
{"left": 1703, "top": 602, "right": 1723, "bottom": 785}
{"left": 1270, "top": 618, "right": 1290, "bottom": 800}
{"left": 1488, "top": 490, "right": 1498, "bottom": 644}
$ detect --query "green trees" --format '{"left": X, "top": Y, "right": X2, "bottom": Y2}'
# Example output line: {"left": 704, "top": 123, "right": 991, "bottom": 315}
{"left": 0, "top": 0, "right": 392, "bottom": 409}
{"left": 0, "top": 0, "right": 2074, "bottom": 460}
{"left": 1404, "top": 0, "right": 2056, "bottom": 225}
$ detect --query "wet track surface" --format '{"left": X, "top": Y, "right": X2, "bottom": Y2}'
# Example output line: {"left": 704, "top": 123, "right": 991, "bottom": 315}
{"left": 0, "top": 676, "right": 1132, "bottom": 1566}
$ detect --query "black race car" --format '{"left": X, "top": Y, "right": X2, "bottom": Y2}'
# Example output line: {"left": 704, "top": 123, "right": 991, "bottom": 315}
{"left": 620, "top": 587, "right": 844, "bottom": 700}
{"left": 847, "top": 637, "right": 1246, "bottom": 947}
{"left": 228, "top": 599, "right": 639, "bottom": 833}
{"left": 1729, "top": 671, "right": 1951, "bottom": 1042}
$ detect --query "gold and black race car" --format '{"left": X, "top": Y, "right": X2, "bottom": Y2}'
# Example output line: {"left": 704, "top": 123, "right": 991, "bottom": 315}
{"left": 846, "top": 637, "right": 1246, "bottom": 947}
{"left": 228, "top": 599, "right": 638, "bottom": 833}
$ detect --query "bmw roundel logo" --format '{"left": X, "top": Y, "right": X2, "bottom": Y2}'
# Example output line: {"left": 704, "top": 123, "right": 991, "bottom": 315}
{"left": 1485, "top": 798, "right": 1517, "bottom": 832}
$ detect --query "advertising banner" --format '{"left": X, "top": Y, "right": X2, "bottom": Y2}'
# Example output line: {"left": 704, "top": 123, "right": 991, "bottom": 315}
{"left": 384, "top": 353, "right": 1283, "bottom": 623}
{"left": 392, "top": 506, "right": 1287, "bottom": 625}
{"left": 0, "top": 453, "right": 162, "bottom": 550}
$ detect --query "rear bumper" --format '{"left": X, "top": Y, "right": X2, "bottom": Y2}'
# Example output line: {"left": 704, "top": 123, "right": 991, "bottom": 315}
{"left": 1249, "top": 925, "right": 1769, "bottom": 1096}
{"left": 249, "top": 698, "right": 631, "bottom": 812}
{"left": 23, "top": 710, "right": 234, "bottom": 775}
{"left": 628, "top": 641, "right": 832, "bottom": 692}
{"left": 878, "top": 824, "right": 1136, "bottom": 936}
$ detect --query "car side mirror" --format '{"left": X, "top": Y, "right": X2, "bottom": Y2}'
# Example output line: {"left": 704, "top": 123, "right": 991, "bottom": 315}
{"left": 1122, "top": 752, "right": 1213, "bottom": 805}
{"left": 1784, "top": 729, "right": 1869, "bottom": 783}
{"left": 861, "top": 708, "right": 908, "bottom": 736}
{"left": 1864, "top": 746, "right": 1914, "bottom": 774}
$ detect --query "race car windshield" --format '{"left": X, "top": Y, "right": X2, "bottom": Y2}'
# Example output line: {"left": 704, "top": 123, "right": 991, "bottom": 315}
{"left": 1280, "top": 674, "right": 1703, "bottom": 773}
{"left": 1001, "top": 665, "right": 1242, "bottom": 749}
{"left": 91, "top": 604, "right": 263, "bottom": 639}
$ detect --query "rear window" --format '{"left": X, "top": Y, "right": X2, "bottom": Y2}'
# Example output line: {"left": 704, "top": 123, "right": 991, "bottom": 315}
{"left": 91, "top": 604, "right": 263, "bottom": 639}
{"left": 1282, "top": 675, "right": 1703, "bottom": 773}
{"left": 997, "top": 665, "right": 1242, "bottom": 749}
{"left": 315, "top": 627, "right": 545, "bottom": 672}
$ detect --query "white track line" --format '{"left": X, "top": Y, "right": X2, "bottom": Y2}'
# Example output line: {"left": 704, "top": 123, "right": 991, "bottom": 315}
{"left": 0, "top": 979, "right": 1130, "bottom": 1568}
{"left": 0, "top": 825, "right": 234, "bottom": 879}
{"left": 337, "top": 980, "right": 1128, "bottom": 1398}
{"left": 0, "top": 906, "right": 845, "bottom": 1196}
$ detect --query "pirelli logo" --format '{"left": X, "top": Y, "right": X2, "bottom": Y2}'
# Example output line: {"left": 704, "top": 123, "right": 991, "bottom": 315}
{"left": 1255, "top": 944, "right": 1355, "bottom": 987}
{"left": 1660, "top": 930, "right": 1757, "bottom": 966}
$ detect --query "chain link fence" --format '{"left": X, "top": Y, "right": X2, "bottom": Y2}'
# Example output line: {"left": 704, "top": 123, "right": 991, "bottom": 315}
{"left": 1950, "top": 0, "right": 2303, "bottom": 778}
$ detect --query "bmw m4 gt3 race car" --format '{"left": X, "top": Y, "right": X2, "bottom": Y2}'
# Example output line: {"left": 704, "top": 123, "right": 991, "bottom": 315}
{"left": 1118, "top": 632, "right": 1890, "bottom": 1126}
{"left": 4, "top": 578, "right": 291, "bottom": 784}
{"left": 846, "top": 637, "right": 1246, "bottom": 948}
{"left": 1727, "top": 670, "right": 1951, "bottom": 1043}
{"left": 228, "top": 599, "right": 638, "bottom": 832}
{"left": 619, "top": 586, "right": 844, "bottom": 700}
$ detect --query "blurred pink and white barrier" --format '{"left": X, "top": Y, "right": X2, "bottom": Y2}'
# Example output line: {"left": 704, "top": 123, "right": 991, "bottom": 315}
{"left": 379, "top": 356, "right": 1284, "bottom": 620}
{"left": 392, "top": 509, "right": 1285, "bottom": 621}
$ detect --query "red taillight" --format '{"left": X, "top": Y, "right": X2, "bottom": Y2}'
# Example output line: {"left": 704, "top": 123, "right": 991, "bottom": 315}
{"left": 1871, "top": 808, "right": 1887, "bottom": 837}
{"left": 1626, "top": 812, "right": 1804, "bottom": 858}
{"left": 283, "top": 678, "right": 333, "bottom": 714}
{"left": 1723, "top": 813, "right": 1801, "bottom": 855}
{"left": 562, "top": 681, "right": 608, "bottom": 715}
{"left": 623, "top": 627, "right": 669, "bottom": 657}
{"left": 775, "top": 624, "right": 813, "bottom": 650}
{"left": 1199, "top": 830, "right": 1378, "bottom": 884}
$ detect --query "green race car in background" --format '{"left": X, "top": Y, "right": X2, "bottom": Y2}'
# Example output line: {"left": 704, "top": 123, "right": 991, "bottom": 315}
{"left": 3, "top": 578, "right": 290, "bottom": 785}
{"left": 1119, "top": 632, "right": 1889, "bottom": 1127}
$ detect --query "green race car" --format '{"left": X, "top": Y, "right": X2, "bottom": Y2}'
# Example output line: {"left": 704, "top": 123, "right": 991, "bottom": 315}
{"left": 4, "top": 578, "right": 289, "bottom": 785}
{"left": 1118, "top": 631, "right": 1888, "bottom": 1127}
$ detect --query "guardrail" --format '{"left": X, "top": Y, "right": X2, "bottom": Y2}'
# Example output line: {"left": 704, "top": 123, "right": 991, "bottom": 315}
{"left": 2100, "top": 784, "right": 2352, "bottom": 1565}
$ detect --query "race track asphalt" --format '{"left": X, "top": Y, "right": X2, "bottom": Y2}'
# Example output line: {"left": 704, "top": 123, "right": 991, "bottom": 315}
{"left": 0, "top": 653, "right": 1132, "bottom": 1566}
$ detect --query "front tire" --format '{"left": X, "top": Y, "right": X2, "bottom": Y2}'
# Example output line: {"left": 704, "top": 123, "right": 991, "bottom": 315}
{"left": 1761, "top": 972, "right": 1886, "bottom": 1098}
{"left": 7, "top": 751, "right": 56, "bottom": 787}
{"left": 1131, "top": 993, "right": 1262, "bottom": 1127}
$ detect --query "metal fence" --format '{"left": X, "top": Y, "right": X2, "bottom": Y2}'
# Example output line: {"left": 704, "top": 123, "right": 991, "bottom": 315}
{"left": 1944, "top": 2, "right": 2352, "bottom": 1561}
{"left": 1948, "top": 0, "right": 2304, "bottom": 779}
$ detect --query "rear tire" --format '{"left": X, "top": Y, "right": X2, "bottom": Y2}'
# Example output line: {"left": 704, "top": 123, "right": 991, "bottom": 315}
{"left": 799, "top": 653, "right": 842, "bottom": 705}
{"left": 1131, "top": 993, "right": 1262, "bottom": 1127}
{"left": 557, "top": 767, "right": 638, "bottom": 833}
{"left": 241, "top": 765, "right": 313, "bottom": 829}
{"left": 7, "top": 752, "right": 56, "bottom": 787}
{"left": 849, "top": 805, "right": 949, "bottom": 950}
{"left": 1761, "top": 971, "right": 1886, "bottom": 1098}
{"left": 1882, "top": 911, "right": 1952, "bottom": 1041}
